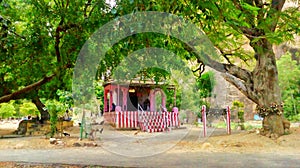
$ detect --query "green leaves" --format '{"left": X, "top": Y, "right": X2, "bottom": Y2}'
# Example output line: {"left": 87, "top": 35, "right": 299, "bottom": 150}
{"left": 0, "top": 0, "right": 111, "bottom": 104}
{"left": 196, "top": 71, "right": 215, "bottom": 98}
{"left": 241, "top": 2, "right": 260, "bottom": 11}
{"left": 277, "top": 53, "right": 300, "bottom": 120}
{"left": 0, "top": 101, "right": 15, "bottom": 119}
{"left": 19, "top": 101, "right": 39, "bottom": 117}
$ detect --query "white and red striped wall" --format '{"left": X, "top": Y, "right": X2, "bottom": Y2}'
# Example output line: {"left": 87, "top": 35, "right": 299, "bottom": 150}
{"left": 104, "top": 111, "right": 180, "bottom": 132}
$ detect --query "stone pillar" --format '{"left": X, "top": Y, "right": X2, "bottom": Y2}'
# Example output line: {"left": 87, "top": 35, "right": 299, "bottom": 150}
{"left": 122, "top": 88, "right": 128, "bottom": 111}
{"left": 162, "top": 93, "right": 166, "bottom": 108}
{"left": 149, "top": 90, "right": 155, "bottom": 112}
{"left": 109, "top": 91, "right": 113, "bottom": 112}
{"left": 115, "top": 106, "right": 121, "bottom": 128}
{"left": 104, "top": 89, "right": 108, "bottom": 112}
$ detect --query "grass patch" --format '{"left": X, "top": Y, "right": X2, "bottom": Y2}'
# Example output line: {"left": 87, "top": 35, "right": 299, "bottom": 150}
{"left": 211, "top": 121, "right": 262, "bottom": 130}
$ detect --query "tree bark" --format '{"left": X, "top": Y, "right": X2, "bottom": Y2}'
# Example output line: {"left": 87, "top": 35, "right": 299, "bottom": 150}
{"left": 32, "top": 96, "right": 50, "bottom": 122}
{"left": 0, "top": 74, "right": 55, "bottom": 103}
{"left": 251, "top": 39, "right": 288, "bottom": 137}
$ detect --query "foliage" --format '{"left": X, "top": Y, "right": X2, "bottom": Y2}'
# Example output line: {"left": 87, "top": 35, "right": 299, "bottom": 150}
{"left": 19, "top": 101, "right": 40, "bottom": 118}
{"left": 56, "top": 89, "right": 73, "bottom": 109}
{"left": 0, "top": 101, "right": 15, "bottom": 119}
{"left": 196, "top": 71, "right": 216, "bottom": 98}
{"left": 212, "top": 121, "right": 237, "bottom": 129}
{"left": 0, "top": 100, "right": 41, "bottom": 119}
{"left": 1, "top": 0, "right": 299, "bottom": 135}
{"left": 0, "top": 0, "right": 112, "bottom": 115}
{"left": 212, "top": 121, "right": 261, "bottom": 130}
{"left": 169, "top": 69, "right": 199, "bottom": 113}
{"left": 232, "top": 100, "right": 245, "bottom": 126}
{"left": 277, "top": 53, "right": 300, "bottom": 120}
{"left": 289, "top": 113, "right": 300, "bottom": 122}
{"left": 232, "top": 100, "right": 245, "bottom": 109}
{"left": 179, "top": 111, "right": 187, "bottom": 120}
{"left": 194, "top": 71, "right": 214, "bottom": 119}
{"left": 45, "top": 99, "right": 66, "bottom": 137}
{"left": 94, "top": 81, "right": 104, "bottom": 112}
{"left": 163, "top": 87, "right": 176, "bottom": 111}
{"left": 238, "top": 111, "right": 245, "bottom": 123}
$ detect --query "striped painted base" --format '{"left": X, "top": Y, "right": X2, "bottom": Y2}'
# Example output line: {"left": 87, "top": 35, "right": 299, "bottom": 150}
{"left": 104, "top": 111, "right": 180, "bottom": 132}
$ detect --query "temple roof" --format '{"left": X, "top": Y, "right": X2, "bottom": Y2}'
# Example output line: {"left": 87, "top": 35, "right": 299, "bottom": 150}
{"left": 103, "top": 78, "right": 175, "bottom": 89}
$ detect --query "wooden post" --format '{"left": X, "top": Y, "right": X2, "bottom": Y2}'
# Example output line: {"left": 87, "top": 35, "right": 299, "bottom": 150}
{"left": 226, "top": 106, "right": 231, "bottom": 135}
{"left": 202, "top": 105, "right": 207, "bottom": 137}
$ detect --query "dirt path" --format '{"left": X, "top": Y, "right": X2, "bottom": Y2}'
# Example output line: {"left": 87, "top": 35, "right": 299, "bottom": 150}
{"left": 1, "top": 148, "right": 300, "bottom": 168}
{"left": 1, "top": 121, "right": 300, "bottom": 167}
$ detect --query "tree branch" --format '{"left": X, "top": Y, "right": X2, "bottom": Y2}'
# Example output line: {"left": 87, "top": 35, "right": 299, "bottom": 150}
{"left": 84, "top": 0, "right": 92, "bottom": 18}
{"left": 32, "top": 96, "right": 49, "bottom": 121}
{"left": 222, "top": 72, "right": 258, "bottom": 104}
{"left": 55, "top": 18, "right": 78, "bottom": 64}
{"left": 0, "top": 74, "right": 56, "bottom": 103}
{"left": 203, "top": 54, "right": 253, "bottom": 83}
{"left": 254, "top": 0, "right": 265, "bottom": 20}
{"left": 192, "top": 60, "right": 206, "bottom": 77}
{"left": 89, "top": 1, "right": 100, "bottom": 17}
{"left": 267, "top": 0, "right": 286, "bottom": 32}
{"left": 55, "top": 19, "right": 64, "bottom": 63}
{"left": 184, "top": 43, "right": 253, "bottom": 84}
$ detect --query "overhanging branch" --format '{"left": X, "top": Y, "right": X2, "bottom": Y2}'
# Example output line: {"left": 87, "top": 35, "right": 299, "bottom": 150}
{"left": 204, "top": 54, "right": 253, "bottom": 83}
{"left": 0, "top": 74, "right": 56, "bottom": 103}
{"left": 222, "top": 72, "right": 258, "bottom": 104}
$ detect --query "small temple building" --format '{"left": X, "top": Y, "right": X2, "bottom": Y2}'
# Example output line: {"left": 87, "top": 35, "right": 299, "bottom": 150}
{"left": 103, "top": 80, "right": 180, "bottom": 132}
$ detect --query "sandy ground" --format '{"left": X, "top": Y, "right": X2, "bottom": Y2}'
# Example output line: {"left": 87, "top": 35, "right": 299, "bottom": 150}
{"left": 0, "top": 120, "right": 300, "bottom": 153}
{"left": 0, "top": 120, "right": 300, "bottom": 167}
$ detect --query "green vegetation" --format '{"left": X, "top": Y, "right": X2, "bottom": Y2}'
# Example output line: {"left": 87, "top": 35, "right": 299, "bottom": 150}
{"left": 277, "top": 53, "right": 300, "bottom": 121}
{"left": 19, "top": 101, "right": 40, "bottom": 118}
{"left": 45, "top": 100, "right": 67, "bottom": 137}
{"left": 0, "top": 0, "right": 111, "bottom": 120}
{"left": 197, "top": 71, "right": 216, "bottom": 99}
{"left": 195, "top": 71, "right": 215, "bottom": 119}
{"left": 0, "top": 101, "right": 15, "bottom": 119}
{"left": 0, "top": 0, "right": 299, "bottom": 136}
{"left": 0, "top": 100, "right": 39, "bottom": 119}
{"left": 232, "top": 100, "right": 245, "bottom": 130}
{"left": 212, "top": 121, "right": 261, "bottom": 131}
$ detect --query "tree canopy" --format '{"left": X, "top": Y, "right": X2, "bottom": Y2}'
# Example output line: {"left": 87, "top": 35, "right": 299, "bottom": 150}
{"left": 0, "top": 0, "right": 113, "bottom": 119}
{"left": 277, "top": 52, "right": 300, "bottom": 120}
{"left": 0, "top": 0, "right": 299, "bottom": 136}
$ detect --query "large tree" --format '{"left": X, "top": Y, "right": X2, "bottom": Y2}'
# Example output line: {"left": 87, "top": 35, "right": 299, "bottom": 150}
{"left": 108, "top": 0, "right": 300, "bottom": 137}
{"left": 1, "top": 0, "right": 299, "bottom": 137}
{"left": 0, "top": 0, "right": 111, "bottom": 120}
{"left": 182, "top": 0, "right": 299, "bottom": 137}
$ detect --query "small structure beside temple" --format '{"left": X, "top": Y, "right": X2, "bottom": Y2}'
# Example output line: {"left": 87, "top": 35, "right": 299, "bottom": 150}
{"left": 103, "top": 80, "right": 180, "bottom": 132}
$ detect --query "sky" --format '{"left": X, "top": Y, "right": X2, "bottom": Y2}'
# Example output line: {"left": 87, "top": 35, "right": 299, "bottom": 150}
{"left": 106, "top": 0, "right": 116, "bottom": 8}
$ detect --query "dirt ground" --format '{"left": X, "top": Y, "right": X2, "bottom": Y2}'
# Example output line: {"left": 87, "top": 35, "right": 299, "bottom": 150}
{"left": 0, "top": 120, "right": 300, "bottom": 167}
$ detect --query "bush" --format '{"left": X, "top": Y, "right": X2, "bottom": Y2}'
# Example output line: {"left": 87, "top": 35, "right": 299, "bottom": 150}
{"left": 289, "top": 113, "right": 300, "bottom": 122}
{"left": 45, "top": 100, "right": 66, "bottom": 137}
{"left": 0, "top": 102, "right": 16, "bottom": 119}
{"left": 238, "top": 110, "right": 245, "bottom": 123}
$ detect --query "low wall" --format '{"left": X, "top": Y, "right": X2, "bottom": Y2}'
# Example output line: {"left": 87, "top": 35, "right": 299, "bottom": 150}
{"left": 104, "top": 111, "right": 180, "bottom": 132}
{"left": 16, "top": 120, "right": 74, "bottom": 136}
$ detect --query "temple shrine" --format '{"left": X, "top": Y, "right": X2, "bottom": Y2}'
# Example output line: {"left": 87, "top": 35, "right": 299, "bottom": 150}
{"left": 103, "top": 80, "right": 180, "bottom": 132}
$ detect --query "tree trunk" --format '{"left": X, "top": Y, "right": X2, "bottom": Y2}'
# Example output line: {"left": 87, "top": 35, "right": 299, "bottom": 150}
{"left": 252, "top": 39, "right": 289, "bottom": 137}
{"left": 32, "top": 97, "right": 50, "bottom": 122}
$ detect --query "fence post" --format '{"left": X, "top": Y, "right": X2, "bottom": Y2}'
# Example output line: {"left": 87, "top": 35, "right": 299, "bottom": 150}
{"left": 115, "top": 106, "right": 122, "bottom": 129}
{"left": 226, "top": 106, "right": 231, "bottom": 135}
{"left": 202, "top": 105, "right": 207, "bottom": 137}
